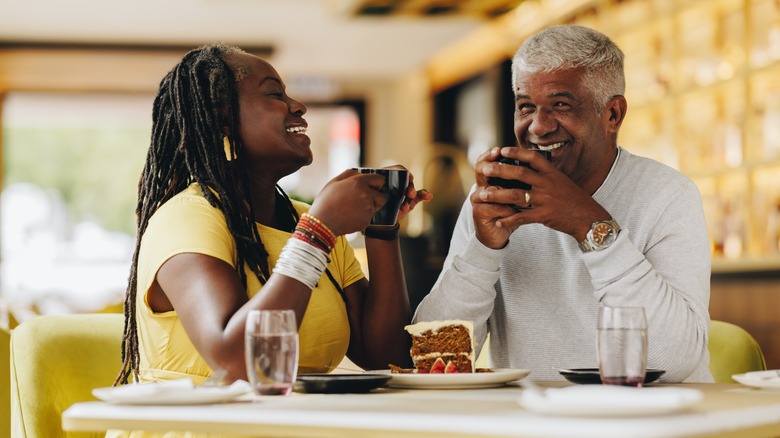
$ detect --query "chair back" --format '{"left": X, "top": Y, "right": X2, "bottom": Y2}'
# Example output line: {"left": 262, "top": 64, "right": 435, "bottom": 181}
{"left": 10, "top": 313, "right": 123, "bottom": 438}
{"left": 1, "top": 326, "right": 11, "bottom": 438}
{"left": 708, "top": 320, "right": 767, "bottom": 383}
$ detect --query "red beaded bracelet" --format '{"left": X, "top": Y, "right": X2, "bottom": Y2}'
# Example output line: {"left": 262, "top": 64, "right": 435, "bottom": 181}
{"left": 293, "top": 213, "right": 336, "bottom": 253}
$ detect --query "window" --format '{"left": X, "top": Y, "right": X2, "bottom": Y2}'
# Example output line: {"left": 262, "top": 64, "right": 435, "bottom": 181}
{"left": 1, "top": 92, "right": 363, "bottom": 324}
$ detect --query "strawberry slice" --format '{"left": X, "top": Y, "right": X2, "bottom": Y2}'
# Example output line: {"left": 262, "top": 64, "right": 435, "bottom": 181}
{"left": 429, "top": 357, "right": 446, "bottom": 373}
{"left": 444, "top": 360, "right": 459, "bottom": 374}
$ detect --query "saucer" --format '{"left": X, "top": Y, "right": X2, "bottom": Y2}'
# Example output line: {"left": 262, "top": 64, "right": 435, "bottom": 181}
{"left": 294, "top": 374, "right": 391, "bottom": 394}
{"left": 559, "top": 368, "right": 665, "bottom": 385}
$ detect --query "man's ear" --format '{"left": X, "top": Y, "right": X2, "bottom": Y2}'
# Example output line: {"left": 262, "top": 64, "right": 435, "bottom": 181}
{"left": 604, "top": 95, "right": 627, "bottom": 134}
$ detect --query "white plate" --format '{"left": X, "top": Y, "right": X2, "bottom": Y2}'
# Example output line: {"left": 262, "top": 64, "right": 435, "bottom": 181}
{"left": 732, "top": 370, "right": 780, "bottom": 390}
{"left": 93, "top": 379, "right": 252, "bottom": 405}
{"left": 373, "top": 368, "right": 530, "bottom": 389}
{"left": 518, "top": 385, "right": 703, "bottom": 417}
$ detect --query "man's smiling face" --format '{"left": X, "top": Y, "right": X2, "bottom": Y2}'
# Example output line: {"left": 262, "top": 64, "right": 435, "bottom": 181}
{"left": 513, "top": 66, "right": 618, "bottom": 190}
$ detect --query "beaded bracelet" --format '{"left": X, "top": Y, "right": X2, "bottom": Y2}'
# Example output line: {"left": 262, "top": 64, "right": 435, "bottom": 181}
{"left": 302, "top": 213, "right": 336, "bottom": 240}
{"left": 293, "top": 228, "right": 331, "bottom": 254}
{"left": 293, "top": 213, "right": 336, "bottom": 253}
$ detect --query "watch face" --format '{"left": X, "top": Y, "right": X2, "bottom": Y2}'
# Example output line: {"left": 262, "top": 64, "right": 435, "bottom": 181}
{"left": 592, "top": 222, "right": 614, "bottom": 246}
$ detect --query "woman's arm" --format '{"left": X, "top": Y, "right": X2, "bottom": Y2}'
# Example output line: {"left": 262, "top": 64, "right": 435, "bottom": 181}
{"left": 154, "top": 252, "right": 317, "bottom": 383}
{"left": 343, "top": 236, "right": 412, "bottom": 370}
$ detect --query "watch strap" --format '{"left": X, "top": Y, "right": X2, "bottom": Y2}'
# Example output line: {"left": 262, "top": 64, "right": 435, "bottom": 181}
{"left": 578, "top": 238, "right": 596, "bottom": 253}
{"left": 362, "top": 223, "right": 400, "bottom": 240}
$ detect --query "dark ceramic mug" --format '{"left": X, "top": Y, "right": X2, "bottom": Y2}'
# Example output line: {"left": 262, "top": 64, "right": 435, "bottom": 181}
{"left": 353, "top": 168, "right": 410, "bottom": 227}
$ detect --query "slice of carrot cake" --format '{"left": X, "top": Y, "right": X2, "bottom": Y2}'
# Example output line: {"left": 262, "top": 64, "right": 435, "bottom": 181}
{"left": 404, "top": 320, "right": 475, "bottom": 373}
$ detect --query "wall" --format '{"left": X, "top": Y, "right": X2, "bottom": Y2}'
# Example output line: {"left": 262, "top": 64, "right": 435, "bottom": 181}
{"left": 340, "top": 72, "right": 432, "bottom": 168}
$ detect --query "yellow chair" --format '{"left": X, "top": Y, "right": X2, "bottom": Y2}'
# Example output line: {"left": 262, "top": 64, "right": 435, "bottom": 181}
{"left": 708, "top": 320, "right": 767, "bottom": 383}
{"left": 10, "top": 313, "right": 123, "bottom": 438}
{"left": 1, "top": 326, "right": 11, "bottom": 438}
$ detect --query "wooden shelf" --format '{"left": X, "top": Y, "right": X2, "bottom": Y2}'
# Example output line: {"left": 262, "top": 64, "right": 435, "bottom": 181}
{"left": 712, "top": 256, "right": 780, "bottom": 274}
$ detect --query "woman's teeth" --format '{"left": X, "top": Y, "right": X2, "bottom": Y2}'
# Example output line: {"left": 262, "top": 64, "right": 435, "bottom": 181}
{"left": 287, "top": 126, "right": 307, "bottom": 134}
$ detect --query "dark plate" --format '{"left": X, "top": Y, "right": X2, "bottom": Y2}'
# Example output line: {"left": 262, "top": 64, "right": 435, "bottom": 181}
{"left": 559, "top": 368, "right": 666, "bottom": 385}
{"left": 294, "top": 374, "right": 392, "bottom": 394}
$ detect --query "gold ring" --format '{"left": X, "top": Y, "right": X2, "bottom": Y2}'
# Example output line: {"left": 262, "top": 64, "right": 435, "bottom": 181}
{"left": 525, "top": 190, "right": 531, "bottom": 206}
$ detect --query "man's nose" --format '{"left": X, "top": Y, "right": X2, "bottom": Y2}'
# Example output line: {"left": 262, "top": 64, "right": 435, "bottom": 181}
{"left": 528, "top": 108, "right": 557, "bottom": 137}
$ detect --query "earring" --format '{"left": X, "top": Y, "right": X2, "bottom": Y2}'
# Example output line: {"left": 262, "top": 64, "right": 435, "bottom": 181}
{"left": 223, "top": 136, "right": 236, "bottom": 161}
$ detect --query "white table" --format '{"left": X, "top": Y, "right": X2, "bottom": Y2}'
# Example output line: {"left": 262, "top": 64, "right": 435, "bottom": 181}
{"left": 63, "top": 382, "right": 780, "bottom": 438}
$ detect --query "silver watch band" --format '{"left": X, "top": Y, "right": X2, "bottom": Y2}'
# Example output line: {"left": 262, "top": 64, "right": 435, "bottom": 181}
{"left": 578, "top": 219, "right": 620, "bottom": 253}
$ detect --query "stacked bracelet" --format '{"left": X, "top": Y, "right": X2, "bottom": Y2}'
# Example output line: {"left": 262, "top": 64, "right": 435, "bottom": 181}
{"left": 273, "top": 238, "right": 329, "bottom": 290}
{"left": 362, "top": 223, "right": 400, "bottom": 240}
{"left": 293, "top": 213, "right": 337, "bottom": 253}
{"left": 274, "top": 213, "right": 337, "bottom": 290}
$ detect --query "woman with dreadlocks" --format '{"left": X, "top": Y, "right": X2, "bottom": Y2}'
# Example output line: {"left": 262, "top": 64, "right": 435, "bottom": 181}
{"left": 114, "top": 43, "right": 431, "bottom": 392}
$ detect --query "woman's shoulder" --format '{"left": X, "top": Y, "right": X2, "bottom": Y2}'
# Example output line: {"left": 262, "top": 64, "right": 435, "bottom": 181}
{"left": 158, "top": 183, "right": 219, "bottom": 211}
{"left": 150, "top": 183, "right": 226, "bottom": 229}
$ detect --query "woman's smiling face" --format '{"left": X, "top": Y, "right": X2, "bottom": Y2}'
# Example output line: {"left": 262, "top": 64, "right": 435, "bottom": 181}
{"left": 231, "top": 52, "right": 312, "bottom": 176}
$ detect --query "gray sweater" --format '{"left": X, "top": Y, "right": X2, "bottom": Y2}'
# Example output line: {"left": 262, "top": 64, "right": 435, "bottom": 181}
{"left": 414, "top": 147, "right": 714, "bottom": 383}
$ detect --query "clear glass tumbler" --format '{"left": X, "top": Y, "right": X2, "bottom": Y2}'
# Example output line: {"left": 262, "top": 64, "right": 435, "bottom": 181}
{"left": 244, "top": 309, "right": 299, "bottom": 396}
{"left": 597, "top": 306, "right": 648, "bottom": 387}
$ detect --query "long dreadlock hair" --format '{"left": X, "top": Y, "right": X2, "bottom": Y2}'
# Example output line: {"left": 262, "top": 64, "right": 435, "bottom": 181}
{"left": 115, "top": 43, "right": 279, "bottom": 385}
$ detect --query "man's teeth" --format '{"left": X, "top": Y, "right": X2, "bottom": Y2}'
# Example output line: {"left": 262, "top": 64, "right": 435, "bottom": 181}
{"left": 287, "top": 126, "right": 307, "bottom": 134}
{"left": 536, "top": 142, "right": 564, "bottom": 151}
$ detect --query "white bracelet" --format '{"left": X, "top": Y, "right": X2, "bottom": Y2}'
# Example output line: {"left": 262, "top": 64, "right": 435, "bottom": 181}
{"left": 273, "top": 238, "right": 329, "bottom": 290}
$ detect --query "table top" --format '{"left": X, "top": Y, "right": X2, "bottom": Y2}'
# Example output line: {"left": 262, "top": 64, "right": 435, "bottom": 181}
{"left": 62, "top": 381, "right": 780, "bottom": 438}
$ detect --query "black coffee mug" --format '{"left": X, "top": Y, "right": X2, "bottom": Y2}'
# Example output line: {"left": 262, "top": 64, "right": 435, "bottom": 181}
{"left": 487, "top": 149, "right": 552, "bottom": 190}
{"left": 353, "top": 168, "right": 410, "bottom": 227}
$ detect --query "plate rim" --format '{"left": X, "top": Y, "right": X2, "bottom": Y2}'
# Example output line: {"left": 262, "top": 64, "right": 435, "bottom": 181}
{"left": 369, "top": 368, "right": 531, "bottom": 389}
{"left": 518, "top": 386, "right": 703, "bottom": 417}
{"left": 92, "top": 384, "right": 250, "bottom": 405}
{"left": 732, "top": 373, "right": 780, "bottom": 389}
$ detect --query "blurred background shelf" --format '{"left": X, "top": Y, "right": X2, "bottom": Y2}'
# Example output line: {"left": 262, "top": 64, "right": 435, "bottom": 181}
{"left": 712, "top": 256, "right": 780, "bottom": 274}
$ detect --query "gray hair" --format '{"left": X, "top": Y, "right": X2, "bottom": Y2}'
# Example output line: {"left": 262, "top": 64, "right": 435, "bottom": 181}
{"left": 512, "top": 25, "right": 625, "bottom": 111}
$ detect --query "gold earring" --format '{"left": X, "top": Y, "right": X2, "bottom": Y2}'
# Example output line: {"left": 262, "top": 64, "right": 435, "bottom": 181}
{"left": 223, "top": 136, "right": 236, "bottom": 161}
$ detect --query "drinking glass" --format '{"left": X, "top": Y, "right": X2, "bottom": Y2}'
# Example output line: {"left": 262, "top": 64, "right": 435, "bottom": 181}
{"left": 244, "top": 309, "right": 299, "bottom": 396}
{"left": 597, "top": 306, "right": 648, "bottom": 387}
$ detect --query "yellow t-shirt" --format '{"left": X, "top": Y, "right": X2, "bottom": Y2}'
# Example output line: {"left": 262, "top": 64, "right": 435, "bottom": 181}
{"left": 135, "top": 183, "right": 365, "bottom": 382}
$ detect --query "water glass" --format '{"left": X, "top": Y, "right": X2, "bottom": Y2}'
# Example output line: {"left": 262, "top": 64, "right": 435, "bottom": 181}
{"left": 244, "top": 309, "right": 299, "bottom": 396}
{"left": 597, "top": 306, "right": 648, "bottom": 387}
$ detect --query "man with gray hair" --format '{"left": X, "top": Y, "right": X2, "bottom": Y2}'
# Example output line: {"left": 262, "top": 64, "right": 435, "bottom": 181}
{"left": 414, "top": 24, "right": 713, "bottom": 382}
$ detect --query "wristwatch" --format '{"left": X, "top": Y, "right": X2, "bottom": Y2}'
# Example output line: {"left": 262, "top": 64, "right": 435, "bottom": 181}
{"left": 578, "top": 219, "right": 621, "bottom": 253}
